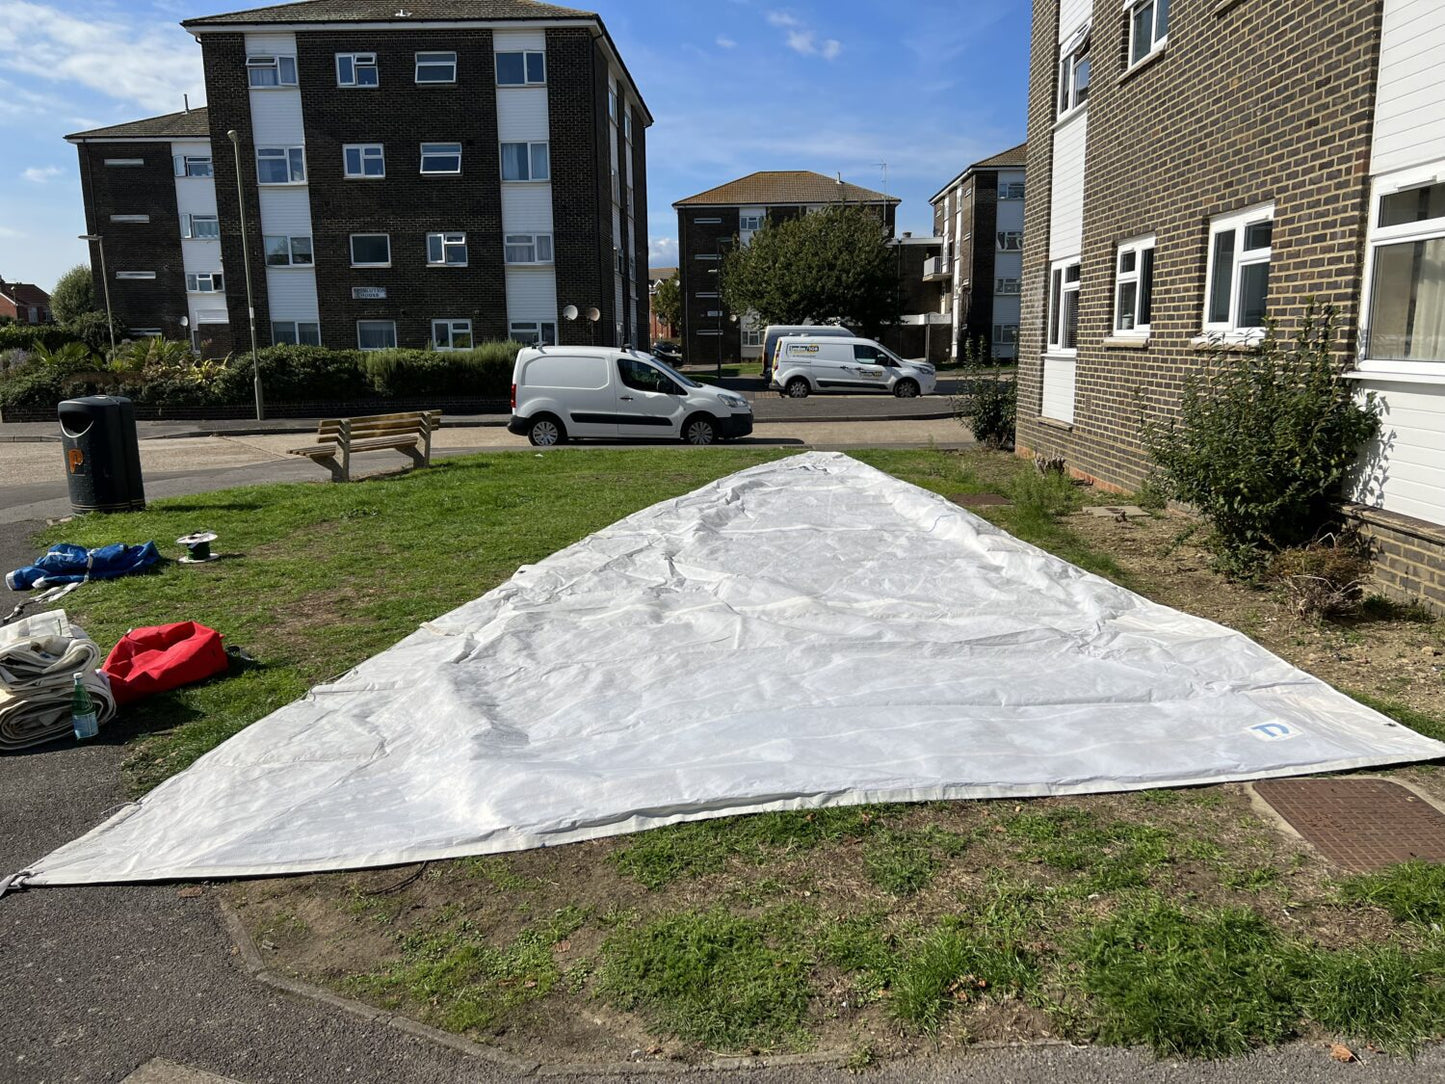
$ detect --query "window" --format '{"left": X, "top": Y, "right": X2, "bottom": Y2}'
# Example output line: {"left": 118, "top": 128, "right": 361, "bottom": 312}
{"left": 608, "top": 88, "right": 618, "bottom": 119}
{"left": 257, "top": 146, "right": 305, "bottom": 184}
{"left": 431, "top": 319, "right": 473, "bottom": 350}
{"left": 181, "top": 213, "right": 220, "bottom": 239}
{"left": 264, "top": 235, "right": 313, "bottom": 267}
{"left": 336, "top": 52, "right": 378, "bottom": 87}
{"left": 504, "top": 233, "right": 553, "bottom": 264}
{"left": 1000, "top": 181, "right": 1026, "bottom": 200}
{"left": 740, "top": 213, "right": 764, "bottom": 232}
{"left": 501, "top": 141, "right": 549, "bottom": 181}
{"left": 1058, "top": 31, "right": 1090, "bottom": 115}
{"left": 997, "top": 230, "right": 1023, "bottom": 251}
{"left": 743, "top": 328, "right": 763, "bottom": 347}
{"left": 695, "top": 253, "right": 722, "bottom": 261}
{"left": 993, "top": 324, "right": 1020, "bottom": 346}
{"left": 1204, "top": 203, "right": 1273, "bottom": 334}
{"left": 114, "top": 271, "right": 156, "bottom": 280}
{"left": 247, "top": 54, "right": 297, "bottom": 87}
{"left": 1114, "top": 236, "right": 1155, "bottom": 335}
{"left": 995, "top": 277, "right": 1021, "bottom": 295}
{"left": 419, "top": 142, "right": 462, "bottom": 175}
{"left": 174, "top": 155, "right": 213, "bottom": 178}
{"left": 272, "top": 321, "right": 320, "bottom": 346}
{"left": 104, "top": 158, "right": 144, "bottom": 167}
{"left": 1364, "top": 179, "right": 1445, "bottom": 363}
{"left": 186, "top": 272, "right": 224, "bottom": 293}
{"left": 496, "top": 50, "right": 545, "bottom": 85}
{"left": 509, "top": 321, "right": 557, "bottom": 346}
{"left": 624, "top": 112, "right": 633, "bottom": 142}
{"left": 1127, "top": 0, "right": 1170, "bottom": 68}
{"left": 1047, "top": 260, "right": 1081, "bottom": 351}
{"left": 350, "top": 233, "right": 392, "bottom": 267}
{"left": 343, "top": 144, "right": 385, "bottom": 178}
{"left": 357, "top": 320, "right": 397, "bottom": 350}
{"left": 426, "top": 232, "right": 468, "bottom": 266}
{"left": 695, "top": 217, "right": 722, "bottom": 225}
{"left": 110, "top": 214, "right": 150, "bottom": 224}
{"left": 618, "top": 357, "right": 675, "bottom": 393}
{"left": 415, "top": 51, "right": 456, "bottom": 83}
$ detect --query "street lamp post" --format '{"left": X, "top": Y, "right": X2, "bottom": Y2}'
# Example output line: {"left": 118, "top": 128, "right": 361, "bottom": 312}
{"left": 226, "top": 129, "right": 265, "bottom": 421}
{"left": 76, "top": 234, "right": 116, "bottom": 357}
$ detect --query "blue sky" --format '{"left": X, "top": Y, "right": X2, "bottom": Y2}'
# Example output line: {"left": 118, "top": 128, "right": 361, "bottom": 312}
{"left": 0, "top": 0, "right": 1032, "bottom": 292}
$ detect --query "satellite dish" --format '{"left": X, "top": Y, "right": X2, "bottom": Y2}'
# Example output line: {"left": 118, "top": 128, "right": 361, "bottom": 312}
{"left": 562, "top": 304, "right": 579, "bottom": 321}
{"left": 587, "top": 307, "right": 601, "bottom": 322}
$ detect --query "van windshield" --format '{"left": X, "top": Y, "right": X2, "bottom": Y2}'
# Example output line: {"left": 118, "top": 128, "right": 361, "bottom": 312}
{"left": 647, "top": 356, "right": 701, "bottom": 388}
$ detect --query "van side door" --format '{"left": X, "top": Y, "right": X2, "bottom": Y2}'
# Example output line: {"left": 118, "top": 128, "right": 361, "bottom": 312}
{"left": 615, "top": 357, "right": 687, "bottom": 439}
{"left": 847, "top": 343, "right": 892, "bottom": 390}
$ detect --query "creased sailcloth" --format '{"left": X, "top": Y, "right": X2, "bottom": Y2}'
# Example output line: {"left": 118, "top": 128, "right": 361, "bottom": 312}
{"left": 13, "top": 452, "right": 1445, "bottom": 887}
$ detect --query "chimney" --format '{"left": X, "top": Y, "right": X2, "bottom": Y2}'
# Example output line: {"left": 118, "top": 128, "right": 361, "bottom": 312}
{"left": 183, "top": 93, "right": 190, "bottom": 114}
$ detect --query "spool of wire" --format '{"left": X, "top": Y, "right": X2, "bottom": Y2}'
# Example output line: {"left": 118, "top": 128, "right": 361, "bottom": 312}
{"left": 176, "top": 531, "right": 220, "bottom": 564}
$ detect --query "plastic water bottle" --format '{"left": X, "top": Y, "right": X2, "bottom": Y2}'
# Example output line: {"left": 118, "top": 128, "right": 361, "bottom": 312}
{"left": 71, "top": 673, "right": 99, "bottom": 741}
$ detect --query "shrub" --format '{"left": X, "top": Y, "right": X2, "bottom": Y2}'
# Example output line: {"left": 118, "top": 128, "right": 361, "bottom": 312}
{"left": 951, "top": 336, "right": 1016, "bottom": 448}
{"left": 0, "top": 341, "right": 111, "bottom": 413}
{"left": 212, "top": 345, "right": 370, "bottom": 403}
{"left": 1268, "top": 533, "right": 1374, "bottom": 619}
{"left": 361, "top": 341, "right": 518, "bottom": 399}
{"left": 62, "top": 311, "right": 129, "bottom": 354}
{"left": 49, "top": 264, "right": 97, "bottom": 324}
{"left": 1142, "top": 304, "right": 1380, "bottom": 575}
{"left": 0, "top": 322, "right": 85, "bottom": 353}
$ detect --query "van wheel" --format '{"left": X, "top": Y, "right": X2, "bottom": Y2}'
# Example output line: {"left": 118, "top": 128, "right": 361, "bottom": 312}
{"left": 528, "top": 415, "right": 566, "bottom": 446}
{"left": 894, "top": 379, "right": 920, "bottom": 399}
{"left": 682, "top": 415, "right": 717, "bottom": 445}
{"left": 785, "top": 378, "right": 811, "bottom": 399}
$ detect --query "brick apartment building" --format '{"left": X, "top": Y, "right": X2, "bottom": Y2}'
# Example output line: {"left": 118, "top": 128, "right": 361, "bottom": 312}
{"left": 0, "top": 277, "right": 51, "bottom": 325}
{"left": 1018, "top": 0, "right": 1445, "bottom": 613}
{"left": 673, "top": 171, "right": 898, "bottom": 365}
{"left": 65, "top": 0, "right": 650, "bottom": 356}
{"left": 928, "top": 143, "right": 1026, "bottom": 361}
{"left": 648, "top": 264, "right": 677, "bottom": 341}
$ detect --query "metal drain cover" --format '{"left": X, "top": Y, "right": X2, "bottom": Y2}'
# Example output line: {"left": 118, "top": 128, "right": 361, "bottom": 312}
{"left": 1253, "top": 778, "right": 1445, "bottom": 872}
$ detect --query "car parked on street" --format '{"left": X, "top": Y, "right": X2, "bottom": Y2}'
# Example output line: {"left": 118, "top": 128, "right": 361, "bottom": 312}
{"left": 760, "top": 324, "right": 855, "bottom": 381}
{"left": 770, "top": 336, "right": 936, "bottom": 398}
{"left": 509, "top": 346, "right": 753, "bottom": 446}
{"left": 649, "top": 341, "right": 684, "bottom": 365}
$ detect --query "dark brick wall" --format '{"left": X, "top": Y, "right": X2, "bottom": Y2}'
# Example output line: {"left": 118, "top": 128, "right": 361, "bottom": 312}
{"left": 630, "top": 101, "right": 649, "bottom": 346}
{"left": 1349, "top": 505, "right": 1445, "bottom": 616}
{"left": 678, "top": 206, "right": 739, "bottom": 363}
{"left": 74, "top": 140, "right": 188, "bottom": 336}
{"left": 1016, "top": 0, "right": 1382, "bottom": 490}
{"left": 963, "top": 172, "right": 1000, "bottom": 352}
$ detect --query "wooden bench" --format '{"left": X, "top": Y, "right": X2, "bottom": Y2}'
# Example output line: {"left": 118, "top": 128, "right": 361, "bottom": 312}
{"left": 288, "top": 410, "right": 441, "bottom": 482}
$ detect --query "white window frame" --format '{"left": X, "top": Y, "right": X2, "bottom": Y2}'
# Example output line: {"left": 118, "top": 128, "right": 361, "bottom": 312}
{"left": 104, "top": 158, "right": 144, "bottom": 167}
{"left": 508, "top": 321, "right": 558, "bottom": 346}
{"left": 1358, "top": 166, "right": 1445, "bottom": 377}
{"left": 431, "top": 318, "right": 473, "bottom": 351}
{"left": 997, "top": 231, "right": 1023, "bottom": 251}
{"left": 1202, "top": 202, "right": 1273, "bottom": 339}
{"left": 1113, "top": 234, "right": 1156, "bottom": 337}
{"left": 247, "top": 54, "right": 298, "bottom": 88}
{"left": 1126, "top": 0, "right": 1169, "bottom": 70}
{"left": 500, "top": 141, "right": 549, "bottom": 182}
{"left": 503, "top": 233, "right": 553, "bottom": 265}
{"left": 425, "top": 232, "right": 468, "bottom": 267}
{"left": 1057, "top": 27, "right": 1091, "bottom": 118}
{"left": 256, "top": 146, "right": 306, "bottom": 185}
{"left": 495, "top": 50, "right": 546, "bottom": 86}
{"left": 181, "top": 213, "right": 220, "bottom": 240}
{"left": 114, "top": 271, "right": 156, "bottom": 280}
{"left": 739, "top": 213, "right": 764, "bottom": 232}
{"left": 350, "top": 233, "right": 392, "bottom": 268}
{"left": 110, "top": 214, "right": 151, "bottom": 224}
{"left": 995, "top": 277, "right": 1021, "bottom": 295}
{"left": 272, "top": 320, "right": 321, "bottom": 346}
{"left": 356, "top": 320, "right": 397, "bottom": 351}
{"left": 343, "top": 143, "right": 385, "bottom": 179}
{"left": 419, "top": 142, "right": 462, "bottom": 175}
{"left": 742, "top": 327, "right": 763, "bottom": 348}
{"left": 336, "top": 52, "right": 379, "bottom": 87}
{"left": 264, "top": 234, "right": 314, "bottom": 267}
{"left": 186, "top": 272, "right": 224, "bottom": 293}
{"left": 993, "top": 324, "right": 1020, "bottom": 346}
{"left": 174, "top": 155, "right": 213, "bottom": 178}
{"left": 1000, "top": 181, "right": 1026, "bottom": 200}
{"left": 1047, "top": 258, "right": 1081, "bottom": 354}
{"left": 414, "top": 51, "right": 457, "bottom": 84}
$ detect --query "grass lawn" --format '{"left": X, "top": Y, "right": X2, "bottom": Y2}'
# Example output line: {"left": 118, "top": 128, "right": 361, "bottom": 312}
{"left": 38, "top": 446, "right": 1445, "bottom": 1066}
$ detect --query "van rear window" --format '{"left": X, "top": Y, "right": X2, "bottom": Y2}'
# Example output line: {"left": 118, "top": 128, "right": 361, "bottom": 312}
{"left": 525, "top": 355, "right": 608, "bottom": 390}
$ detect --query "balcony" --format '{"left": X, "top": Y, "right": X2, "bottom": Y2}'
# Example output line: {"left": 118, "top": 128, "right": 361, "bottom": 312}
{"left": 923, "top": 256, "right": 951, "bottom": 282}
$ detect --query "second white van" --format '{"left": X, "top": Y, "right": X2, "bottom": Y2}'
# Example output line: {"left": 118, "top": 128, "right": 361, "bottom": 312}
{"left": 770, "top": 337, "right": 937, "bottom": 398}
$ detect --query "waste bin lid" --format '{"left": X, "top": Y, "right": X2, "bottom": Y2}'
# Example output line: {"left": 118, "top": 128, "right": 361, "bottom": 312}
{"left": 59, "top": 395, "right": 132, "bottom": 438}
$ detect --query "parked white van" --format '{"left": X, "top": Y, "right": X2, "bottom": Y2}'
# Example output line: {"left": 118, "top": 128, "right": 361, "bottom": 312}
{"left": 760, "top": 323, "right": 855, "bottom": 381}
{"left": 770, "top": 336, "right": 937, "bottom": 398}
{"left": 508, "top": 346, "right": 753, "bottom": 446}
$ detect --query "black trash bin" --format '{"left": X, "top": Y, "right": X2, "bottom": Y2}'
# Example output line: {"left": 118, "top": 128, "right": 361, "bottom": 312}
{"left": 58, "top": 395, "right": 146, "bottom": 514}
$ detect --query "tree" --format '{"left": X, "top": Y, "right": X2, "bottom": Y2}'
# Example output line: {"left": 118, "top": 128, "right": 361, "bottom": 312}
{"left": 720, "top": 204, "right": 897, "bottom": 335}
{"left": 653, "top": 274, "right": 682, "bottom": 335}
{"left": 51, "top": 264, "right": 98, "bottom": 324}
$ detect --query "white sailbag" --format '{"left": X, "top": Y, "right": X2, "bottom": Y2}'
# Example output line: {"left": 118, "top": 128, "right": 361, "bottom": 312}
{"left": 16, "top": 453, "right": 1445, "bottom": 887}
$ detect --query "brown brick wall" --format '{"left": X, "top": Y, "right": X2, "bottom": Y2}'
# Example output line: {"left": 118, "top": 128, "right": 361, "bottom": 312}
{"left": 1348, "top": 505, "right": 1445, "bottom": 616}
{"left": 1017, "top": 0, "right": 1382, "bottom": 491}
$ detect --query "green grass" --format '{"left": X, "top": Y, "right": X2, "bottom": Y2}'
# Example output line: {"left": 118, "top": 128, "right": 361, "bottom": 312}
{"left": 1302, "top": 944, "right": 1445, "bottom": 1054}
{"left": 1337, "top": 861, "right": 1445, "bottom": 927}
{"left": 1342, "top": 691, "right": 1445, "bottom": 744}
{"left": 891, "top": 923, "right": 1035, "bottom": 1033}
{"left": 1002, "top": 808, "right": 1175, "bottom": 894}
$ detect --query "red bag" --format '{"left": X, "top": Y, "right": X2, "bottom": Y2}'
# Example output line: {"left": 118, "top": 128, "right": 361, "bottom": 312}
{"left": 102, "top": 622, "right": 229, "bottom": 707}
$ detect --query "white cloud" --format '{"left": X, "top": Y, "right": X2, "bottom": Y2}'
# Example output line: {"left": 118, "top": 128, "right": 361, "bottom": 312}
{"left": 22, "top": 165, "right": 63, "bottom": 183}
{"left": 766, "top": 11, "right": 802, "bottom": 27}
{"left": 821, "top": 39, "right": 842, "bottom": 60}
{"left": 716, "top": 35, "right": 738, "bottom": 49}
{"left": 766, "top": 10, "right": 841, "bottom": 61}
{"left": 649, "top": 237, "right": 679, "bottom": 266}
{"left": 785, "top": 30, "right": 815, "bottom": 54}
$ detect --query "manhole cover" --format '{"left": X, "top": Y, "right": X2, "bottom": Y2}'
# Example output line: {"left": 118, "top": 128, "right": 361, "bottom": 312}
{"left": 1253, "top": 778, "right": 1445, "bottom": 872}
{"left": 950, "top": 493, "right": 1012, "bottom": 508}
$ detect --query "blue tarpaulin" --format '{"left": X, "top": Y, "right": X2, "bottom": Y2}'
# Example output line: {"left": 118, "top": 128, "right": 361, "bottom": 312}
{"left": 5, "top": 543, "right": 161, "bottom": 592}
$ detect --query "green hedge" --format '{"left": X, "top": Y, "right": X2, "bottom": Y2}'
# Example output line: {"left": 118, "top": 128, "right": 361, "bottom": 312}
{"left": 0, "top": 324, "right": 86, "bottom": 352}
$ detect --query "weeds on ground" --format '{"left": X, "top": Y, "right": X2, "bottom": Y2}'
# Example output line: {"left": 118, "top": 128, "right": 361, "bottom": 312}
{"left": 1337, "top": 861, "right": 1445, "bottom": 927}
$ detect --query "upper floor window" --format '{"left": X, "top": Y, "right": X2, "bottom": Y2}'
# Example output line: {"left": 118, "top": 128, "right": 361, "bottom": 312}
{"left": 1058, "top": 31, "right": 1090, "bottom": 116}
{"left": 1000, "top": 181, "right": 1026, "bottom": 200}
{"left": 415, "top": 51, "right": 457, "bottom": 84}
{"left": 257, "top": 146, "right": 306, "bottom": 185}
{"left": 420, "top": 142, "right": 462, "bottom": 175}
{"left": 174, "top": 155, "right": 212, "bottom": 178}
{"left": 115, "top": 270, "right": 156, "bottom": 280}
{"left": 496, "top": 51, "right": 545, "bottom": 85}
{"left": 608, "top": 88, "right": 618, "bottom": 119}
{"left": 1365, "top": 179, "right": 1445, "bottom": 364}
{"left": 997, "top": 230, "right": 1023, "bottom": 251}
{"left": 1205, "top": 203, "right": 1272, "bottom": 334}
{"left": 1128, "top": 0, "right": 1170, "bottom": 68}
{"left": 623, "top": 112, "right": 632, "bottom": 142}
{"left": 336, "top": 52, "right": 379, "bottom": 87}
{"left": 350, "top": 233, "right": 392, "bottom": 268}
{"left": 504, "top": 233, "right": 553, "bottom": 264}
{"left": 186, "top": 271, "right": 224, "bottom": 293}
{"left": 343, "top": 143, "right": 385, "bottom": 178}
{"left": 181, "top": 213, "right": 219, "bottom": 239}
{"left": 247, "top": 54, "right": 297, "bottom": 87}
{"left": 995, "top": 277, "right": 1021, "bottom": 295}
{"left": 1047, "top": 259, "right": 1081, "bottom": 352}
{"left": 264, "top": 235, "right": 314, "bottom": 267}
{"left": 426, "top": 231, "right": 468, "bottom": 266}
{"left": 740, "top": 213, "right": 764, "bottom": 232}
{"left": 510, "top": 320, "right": 557, "bottom": 346}
{"left": 432, "top": 319, "right": 473, "bottom": 351}
{"left": 1114, "top": 235, "right": 1156, "bottom": 335}
{"left": 501, "top": 141, "right": 549, "bottom": 181}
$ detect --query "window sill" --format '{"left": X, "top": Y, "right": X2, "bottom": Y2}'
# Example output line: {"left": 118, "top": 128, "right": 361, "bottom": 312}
{"left": 426, "top": 264, "right": 470, "bottom": 269}
{"left": 1103, "top": 336, "right": 1150, "bottom": 349}
{"left": 344, "top": 176, "right": 386, "bottom": 181}
{"left": 351, "top": 265, "right": 392, "bottom": 270}
{"left": 501, "top": 179, "right": 550, "bottom": 185}
{"left": 1212, "top": 0, "right": 1247, "bottom": 15}
{"left": 1191, "top": 332, "right": 1264, "bottom": 352}
{"left": 1052, "top": 106, "right": 1087, "bottom": 133}
{"left": 1345, "top": 369, "right": 1445, "bottom": 387}
{"left": 1038, "top": 416, "right": 1074, "bottom": 431}
{"left": 420, "top": 172, "right": 462, "bottom": 178}
{"left": 1043, "top": 351, "right": 1078, "bottom": 361}
{"left": 1117, "top": 44, "right": 1166, "bottom": 85}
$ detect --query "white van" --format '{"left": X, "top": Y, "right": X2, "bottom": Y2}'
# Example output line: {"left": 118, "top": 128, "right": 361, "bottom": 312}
{"left": 508, "top": 346, "right": 753, "bottom": 446}
{"left": 760, "top": 324, "right": 854, "bottom": 381}
{"left": 770, "top": 336, "right": 937, "bottom": 398}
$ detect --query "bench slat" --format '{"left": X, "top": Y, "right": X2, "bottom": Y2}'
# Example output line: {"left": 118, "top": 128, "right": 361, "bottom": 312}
{"left": 288, "top": 410, "right": 440, "bottom": 482}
